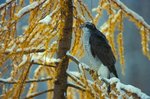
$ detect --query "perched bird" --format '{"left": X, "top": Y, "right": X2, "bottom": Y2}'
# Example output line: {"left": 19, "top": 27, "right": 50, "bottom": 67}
{"left": 80, "top": 22, "right": 118, "bottom": 78}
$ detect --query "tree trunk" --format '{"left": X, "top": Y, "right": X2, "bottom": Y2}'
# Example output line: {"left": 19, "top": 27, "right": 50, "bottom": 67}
{"left": 53, "top": 0, "right": 73, "bottom": 99}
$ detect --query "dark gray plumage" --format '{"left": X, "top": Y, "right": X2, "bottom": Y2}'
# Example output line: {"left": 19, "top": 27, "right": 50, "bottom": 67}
{"left": 80, "top": 22, "right": 118, "bottom": 78}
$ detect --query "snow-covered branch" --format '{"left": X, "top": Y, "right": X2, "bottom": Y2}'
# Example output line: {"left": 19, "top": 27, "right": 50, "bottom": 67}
{"left": 16, "top": 0, "right": 46, "bottom": 18}
{"left": 0, "top": 0, "right": 15, "bottom": 10}
{"left": 111, "top": 0, "right": 150, "bottom": 30}
{"left": 0, "top": 77, "right": 52, "bottom": 84}
{"left": 4, "top": 48, "right": 45, "bottom": 55}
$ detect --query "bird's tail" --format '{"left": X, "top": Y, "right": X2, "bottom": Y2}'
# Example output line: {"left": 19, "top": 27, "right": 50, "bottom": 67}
{"left": 111, "top": 65, "right": 118, "bottom": 78}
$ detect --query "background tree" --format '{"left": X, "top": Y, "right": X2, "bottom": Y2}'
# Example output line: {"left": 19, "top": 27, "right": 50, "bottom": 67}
{"left": 0, "top": 0, "right": 150, "bottom": 99}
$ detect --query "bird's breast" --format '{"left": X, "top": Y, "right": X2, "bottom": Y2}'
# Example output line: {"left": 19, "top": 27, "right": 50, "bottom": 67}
{"left": 82, "top": 31, "right": 102, "bottom": 71}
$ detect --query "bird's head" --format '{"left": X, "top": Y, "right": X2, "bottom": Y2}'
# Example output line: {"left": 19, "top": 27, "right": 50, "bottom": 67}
{"left": 80, "top": 22, "right": 96, "bottom": 31}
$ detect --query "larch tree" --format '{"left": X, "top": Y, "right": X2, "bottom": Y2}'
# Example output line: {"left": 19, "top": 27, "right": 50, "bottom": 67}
{"left": 0, "top": 0, "right": 150, "bottom": 99}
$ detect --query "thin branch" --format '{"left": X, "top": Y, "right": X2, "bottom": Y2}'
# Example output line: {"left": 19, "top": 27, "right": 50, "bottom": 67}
{"left": 24, "top": 89, "right": 54, "bottom": 99}
{"left": 4, "top": 48, "right": 45, "bottom": 55}
{"left": 16, "top": 0, "right": 46, "bottom": 19}
{"left": 67, "top": 52, "right": 90, "bottom": 71}
{"left": 67, "top": 72, "right": 85, "bottom": 88}
{"left": 18, "top": 61, "right": 33, "bottom": 98}
{"left": 0, "top": 0, "right": 15, "bottom": 10}
{"left": 32, "top": 61, "right": 56, "bottom": 68}
{"left": 0, "top": 77, "right": 53, "bottom": 84}
{"left": 67, "top": 83, "right": 85, "bottom": 91}
{"left": 66, "top": 52, "right": 80, "bottom": 65}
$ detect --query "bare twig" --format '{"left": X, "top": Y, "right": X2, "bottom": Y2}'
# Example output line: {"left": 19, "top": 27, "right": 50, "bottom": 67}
{"left": 32, "top": 61, "right": 56, "bottom": 68}
{"left": 0, "top": 77, "right": 53, "bottom": 84}
{"left": 24, "top": 89, "right": 54, "bottom": 99}
{"left": 67, "top": 83, "right": 85, "bottom": 91}
{"left": 17, "top": 60, "right": 33, "bottom": 98}
{"left": 67, "top": 72, "right": 85, "bottom": 88}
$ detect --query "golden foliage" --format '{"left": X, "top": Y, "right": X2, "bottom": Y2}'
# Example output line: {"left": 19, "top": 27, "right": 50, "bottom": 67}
{"left": 0, "top": 0, "right": 150, "bottom": 98}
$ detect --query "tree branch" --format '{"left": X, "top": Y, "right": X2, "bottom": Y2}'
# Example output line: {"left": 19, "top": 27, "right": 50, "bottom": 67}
{"left": 66, "top": 51, "right": 80, "bottom": 65}
{"left": 67, "top": 83, "right": 85, "bottom": 91}
{"left": 24, "top": 89, "right": 54, "bottom": 99}
{"left": 4, "top": 48, "right": 45, "bottom": 55}
{"left": 67, "top": 72, "right": 85, "bottom": 88}
{"left": 0, "top": 77, "right": 53, "bottom": 84}
{"left": 0, "top": 0, "right": 15, "bottom": 10}
{"left": 32, "top": 61, "right": 56, "bottom": 68}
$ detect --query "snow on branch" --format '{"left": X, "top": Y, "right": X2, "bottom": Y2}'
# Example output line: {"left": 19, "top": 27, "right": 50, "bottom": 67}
{"left": 39, "top": 7, "right": 60, "bottom": 25}
{"left": 0, "top": 0, "right": 15, "bottom": 10}
{"left": 4, "top": 48, "right": 45, "bottom": 55}
{"left": 103, "top": 77, "right": 150, "bottom": 99}
{"left": 111, "top": 0, "right": 150, "bottom": 30}
{"left": 66, "top": 52, "right": 150, "bottom": 98}
{"left": 66, "top": 51, "right": 90, "bottom": 70}
{"left": 16, "top": 0, "right": 46, "bottom": 18}
{"left": 0, "top": 77, "right": 52, "bottom": 84}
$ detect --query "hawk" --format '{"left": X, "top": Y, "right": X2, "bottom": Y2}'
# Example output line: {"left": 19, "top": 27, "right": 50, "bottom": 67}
{"left": 80, "top": 22, "right": 118, "bottom": 78}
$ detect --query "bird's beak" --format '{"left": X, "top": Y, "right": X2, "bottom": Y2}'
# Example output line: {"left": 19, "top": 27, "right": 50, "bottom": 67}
{"left": 80, "top": 23, "right": 85, "bottom": 28}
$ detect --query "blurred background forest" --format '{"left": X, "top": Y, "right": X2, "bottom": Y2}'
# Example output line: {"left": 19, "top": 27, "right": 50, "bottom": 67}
{"left": 0, "top": 0, "right": 150, "bottom": 98}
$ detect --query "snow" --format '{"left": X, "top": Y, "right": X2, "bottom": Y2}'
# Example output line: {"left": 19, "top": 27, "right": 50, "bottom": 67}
{"left": 39, "top": 7, "right": 59, "bottom": 24}
{"left": 0, "top": 0, "right": 13, "bottom": 9}
{"left": 66, "top": 51, "right": 80, "bottom": 63}
{"left": 31, "top": 53, "right": 61, "bottom": 64}
{"left": 42, "top": 0, "right": 50, "bottom": 8}
{"left": 19, "top": 55, "right": 28, "bottom": 66}
{"left": 6, "top": 0, "right": 11, "bottom": 2}
{"left": 5, "top": 43, "right": 16, "bottom": 52}
{"left": 16, "top": 2, "right": 39, "bottom": 17}
{"left": 79, "top": 63, "right": 90, "bottom": 70}
{"left": 67, "top": 71, "right": 81, "bottom": 77}
{"left": 0, "top": 4, "right": 5, "bottom": 9}
{"left": 39, "top": 14, "right": 52, "bottom": 25}
{"left": 107, "top": 77, "right": 150, "bottom": 99}
{"left": 0, "top": 77, "right": 13, "bottom": 82}
{"left": 114, "top": 0, "right": 150, "bottom": 30}
{"left": 116, "top": 82, "right": 150, "bottom": 99}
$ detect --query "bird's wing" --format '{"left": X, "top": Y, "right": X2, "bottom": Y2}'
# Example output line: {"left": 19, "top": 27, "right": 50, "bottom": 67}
{"left": 89, "top": 31, "right": 116, "bottom": 72}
